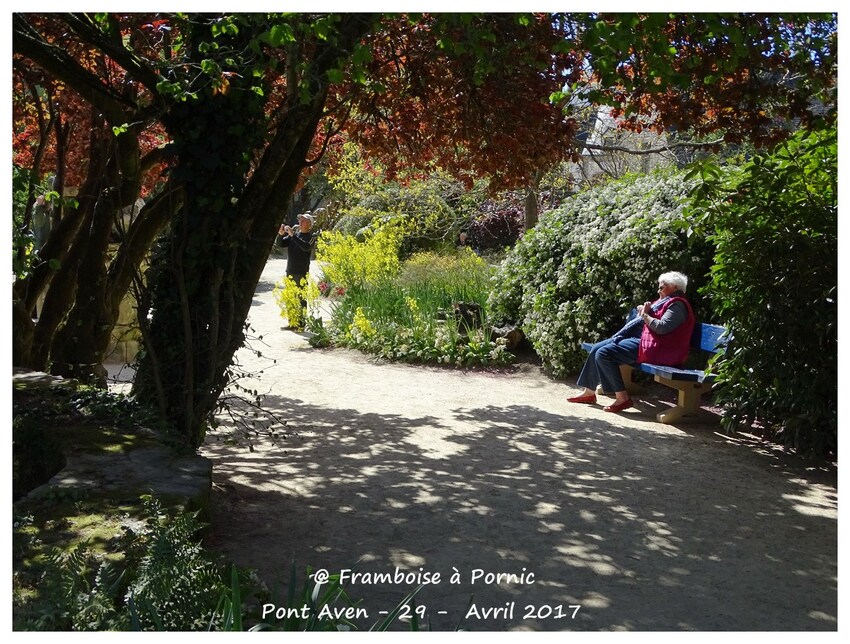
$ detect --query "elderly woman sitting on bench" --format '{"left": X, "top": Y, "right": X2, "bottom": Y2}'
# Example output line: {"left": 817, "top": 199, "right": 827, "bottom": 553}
{"left": 568, "top": 271, "right": 695, "bottom": 413}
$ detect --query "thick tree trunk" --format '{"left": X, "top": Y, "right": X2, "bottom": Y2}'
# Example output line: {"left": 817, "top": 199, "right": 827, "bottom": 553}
{"left": 132, "top": 102, "right": 325, "bottom": 448}
{"left": 25, "top": 175, "right": 103, "bottom": 369}
{"left": 12, "top": 299, "right": 35, "bottom": 367}
{"left": 14, "top": 118, "right": 109, "bottom": 368}
{"left": 132, "top": 14, "right": 375, "bottom": 448}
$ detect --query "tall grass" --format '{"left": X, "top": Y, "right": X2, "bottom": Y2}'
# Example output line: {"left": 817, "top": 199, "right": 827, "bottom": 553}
{"left": 325, "top": 249, "right": 513, "bottom": 367}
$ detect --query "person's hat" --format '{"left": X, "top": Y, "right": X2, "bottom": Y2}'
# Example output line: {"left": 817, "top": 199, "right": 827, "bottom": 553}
{"left": 297, "top": 212, "right": 314, "bottom": 224}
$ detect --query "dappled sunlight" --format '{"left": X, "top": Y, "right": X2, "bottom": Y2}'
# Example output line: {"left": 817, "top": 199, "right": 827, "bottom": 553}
{"left": 412, "top": 489, "right": 444, "bottom": 505}
{"left": 403, "top": 427, "right": 470, "bottom": 459}
{"left": 531, "top": 501, "right": 560, "bottom": 517}
{"left": 554, "top": 540, "right": 622, "bottom": 576}
{"left": 197, "top": 261, "right": 837, "bottom": 630}
{"left": 642, "top": 528, "right": 681, "bottom": 555}
{"left": 203, "top": 392, "right": 837, "bottom": 630}
{"left": 389, "top": 549, "right": 427, "bottom": 568}
{"left": 781, "top": 480, "right": 837, "bottom": 519}
{"left": 807, "top": 611, "right": 837, "bottom": 626}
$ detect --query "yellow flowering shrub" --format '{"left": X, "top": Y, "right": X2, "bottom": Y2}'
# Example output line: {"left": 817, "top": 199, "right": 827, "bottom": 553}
{"left": 316, "top": 220, "right": 406, "bottom": 289}
{"left": 273, "top": 275, "right": 320, "bottom": 330}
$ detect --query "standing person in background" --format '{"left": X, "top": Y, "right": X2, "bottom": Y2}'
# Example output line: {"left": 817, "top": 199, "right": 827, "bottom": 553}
{"left": 277, "top": 212, "right": 316, "bottom": 325}
{"left": 32, "top": 194, "right": 52, "bottom": 251}
{"left": 277, "top": 211, "right": 316, "bottom": 285}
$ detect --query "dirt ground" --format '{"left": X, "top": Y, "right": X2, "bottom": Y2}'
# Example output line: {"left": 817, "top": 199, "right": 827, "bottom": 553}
{"left": 194, "top": 256, "right": 837, "bottom": 632}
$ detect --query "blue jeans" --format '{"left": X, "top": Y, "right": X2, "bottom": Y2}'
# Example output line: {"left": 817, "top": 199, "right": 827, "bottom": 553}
{"left": 576, "top": 337, "right": 640, "bottom": 393}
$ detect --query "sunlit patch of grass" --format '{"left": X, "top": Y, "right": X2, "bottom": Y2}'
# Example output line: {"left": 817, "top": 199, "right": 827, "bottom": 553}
{"left": 324, "top": 249, "right": 513, "bottom": 367}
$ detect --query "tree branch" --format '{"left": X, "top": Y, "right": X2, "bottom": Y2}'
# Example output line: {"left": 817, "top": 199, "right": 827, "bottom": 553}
{"left": 13, "top": 14, "right": 139, "bottom": 123}
{"left": 575, "top": 136, "right": 725, "bottom": 156}
{"left": 64, "top": 13, "right": 163, "bottom": 95}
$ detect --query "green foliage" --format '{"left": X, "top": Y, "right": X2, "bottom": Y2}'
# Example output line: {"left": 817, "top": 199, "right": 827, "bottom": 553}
{"left": 488, "top": 169, "right": 715, "bottom": 377}
{"left": 12, "top": 165, "right": 44, "bottom": 280}
{"left": 15, "top": 483, "right": 442, "bottom": 632}
{"left": 396, "top": 248, "right": 492, "bottom": 294}
{"left": 575, "top": 14, "right": 836, "bottom": 143}
{"left": 12, "top": 164, "right": 30, "bottom": 229}
{"left": 13, "top": 495, "right": 240, "bottom": 631}
{"left": 322, "top": 143, "right": 571, "bottom": 260}
{"left": 325, "top": 249, "right": 512, "bottom": 367}
{"left": 325, "top": 142, "right": 468, "bottom": 254}
{"left": 214, "top": 561, "right": 440, "bottom": 631}
{"left": 15, "top": 492, "right": 448, "bottom": 632}
{"left": 67, "top": 387, "right": 169, "bottom": 432}
{"left": 35, "top": 385, "right": 167, "bottom": 439}
{"left": 305, "top": 314, "right": 332, "bottom": 348}
{"left": 37, "top": 543, "right": 128, "bottom": 630}
{"left": 691, "top": 127, "right": 837, "bottom": 456}
{"left": 326, "top": 141, "right": 386, "bottom": 209}
{"left": 124, "top": 496, "right": 230, "bottom": 630}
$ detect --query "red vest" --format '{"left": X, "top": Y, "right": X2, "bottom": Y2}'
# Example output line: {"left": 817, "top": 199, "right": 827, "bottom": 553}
{"left": 638, "top": 296, "right": 695, "bottom": 366}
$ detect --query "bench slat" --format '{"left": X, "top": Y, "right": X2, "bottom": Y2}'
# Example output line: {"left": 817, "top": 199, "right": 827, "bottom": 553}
{"left": 692, "top": 323, "right": 729, "bottom": 354}
{"left": 638, "top": 363, "right": 716, "bottom": 383}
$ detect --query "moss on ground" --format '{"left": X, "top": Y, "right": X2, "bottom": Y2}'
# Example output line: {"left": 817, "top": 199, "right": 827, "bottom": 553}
{"left": 11, "top": 373, "right": 211, "bottom": 630}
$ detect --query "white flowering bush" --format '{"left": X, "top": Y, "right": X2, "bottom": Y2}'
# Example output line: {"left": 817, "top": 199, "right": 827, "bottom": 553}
{"left": 488, "top": 169, "right": 715, "bottom": 378}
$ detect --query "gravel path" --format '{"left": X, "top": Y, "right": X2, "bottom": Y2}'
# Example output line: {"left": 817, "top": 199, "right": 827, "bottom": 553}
{"left": 198, "top": 256, "right": 837, "bottom": 632}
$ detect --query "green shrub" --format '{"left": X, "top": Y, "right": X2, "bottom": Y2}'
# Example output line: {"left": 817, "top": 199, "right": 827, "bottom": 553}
{"left": 124, "top": 496, "right": 232, "bottom": 630}
{"left": 488, "top": 169, "right": 715, "bottom": 378}
{"left": 13, "top": 490, "right": 437, "bottom": 632}
{"left": 396, "top": 248, "right": 493, "bottom": 296}
{"left": 326, "top": 142, "right": 467, "bottom": 254}
{"left": 325, "top": 249, "right": 512, "bottom": 367}
{"left": 692, "top": 127, "right": 837, "bottom": 456}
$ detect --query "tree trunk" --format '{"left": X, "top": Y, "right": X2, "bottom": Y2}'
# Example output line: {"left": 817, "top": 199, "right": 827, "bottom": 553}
{"left": 524, "top": 169, "right": 544, "bottom": 230}
{"left": 132, "top": 101, "right": 326, "bottom": 448}
{"left": 49, "top": 133, "right": 144, "bottom": 383}
{"left": 23, "top": 125, "right": 109, "bottom": 369}
{"left": 12, "top": 299, "right": 36, "bottom": 367}
{"left": 132, "top": 15, "right": 375, "bottom": 448}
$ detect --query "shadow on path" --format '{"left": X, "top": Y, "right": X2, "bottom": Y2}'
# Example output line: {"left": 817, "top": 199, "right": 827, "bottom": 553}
{"left": 204, "top": 391, "right": 837, "bottom": 631}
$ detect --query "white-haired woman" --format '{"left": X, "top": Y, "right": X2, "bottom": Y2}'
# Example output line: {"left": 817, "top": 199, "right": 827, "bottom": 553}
{"left": 568, "top": 271, "right": 695, "bottom": 412}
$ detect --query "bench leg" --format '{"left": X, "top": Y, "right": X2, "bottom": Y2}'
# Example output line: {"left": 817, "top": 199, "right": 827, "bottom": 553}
{"left": 596, "top": 364, "right": 642, "bottom": 397}
{"left": 654, "top": 378, "right": 709, "bottom": 424}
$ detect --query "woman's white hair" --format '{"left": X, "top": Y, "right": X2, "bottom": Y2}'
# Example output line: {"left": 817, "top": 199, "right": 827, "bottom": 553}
{"left": 658, "top": 271, "right": 688, "bottom": 293}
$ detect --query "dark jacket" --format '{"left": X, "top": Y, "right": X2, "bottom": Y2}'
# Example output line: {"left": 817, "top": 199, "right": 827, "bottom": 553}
{"left": 277, "top": 230, "right": 315, "bottom": 277}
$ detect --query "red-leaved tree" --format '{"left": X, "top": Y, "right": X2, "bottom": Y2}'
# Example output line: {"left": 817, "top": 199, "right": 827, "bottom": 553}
{"left": 12, "top": 12, "right": 836, "bottom": 447}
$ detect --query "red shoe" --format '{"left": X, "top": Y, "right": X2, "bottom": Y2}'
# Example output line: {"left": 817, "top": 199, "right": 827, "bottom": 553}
{"left": 604, "top": 399, "right": 633, "bottom": 412}
{"left": 568, "top": 393, "right": 597, "bottom": 404}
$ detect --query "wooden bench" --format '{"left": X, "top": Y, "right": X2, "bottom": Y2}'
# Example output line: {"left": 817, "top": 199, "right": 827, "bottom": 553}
{"left": 581, "top": 317, "right": 729, "bottom": 424}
